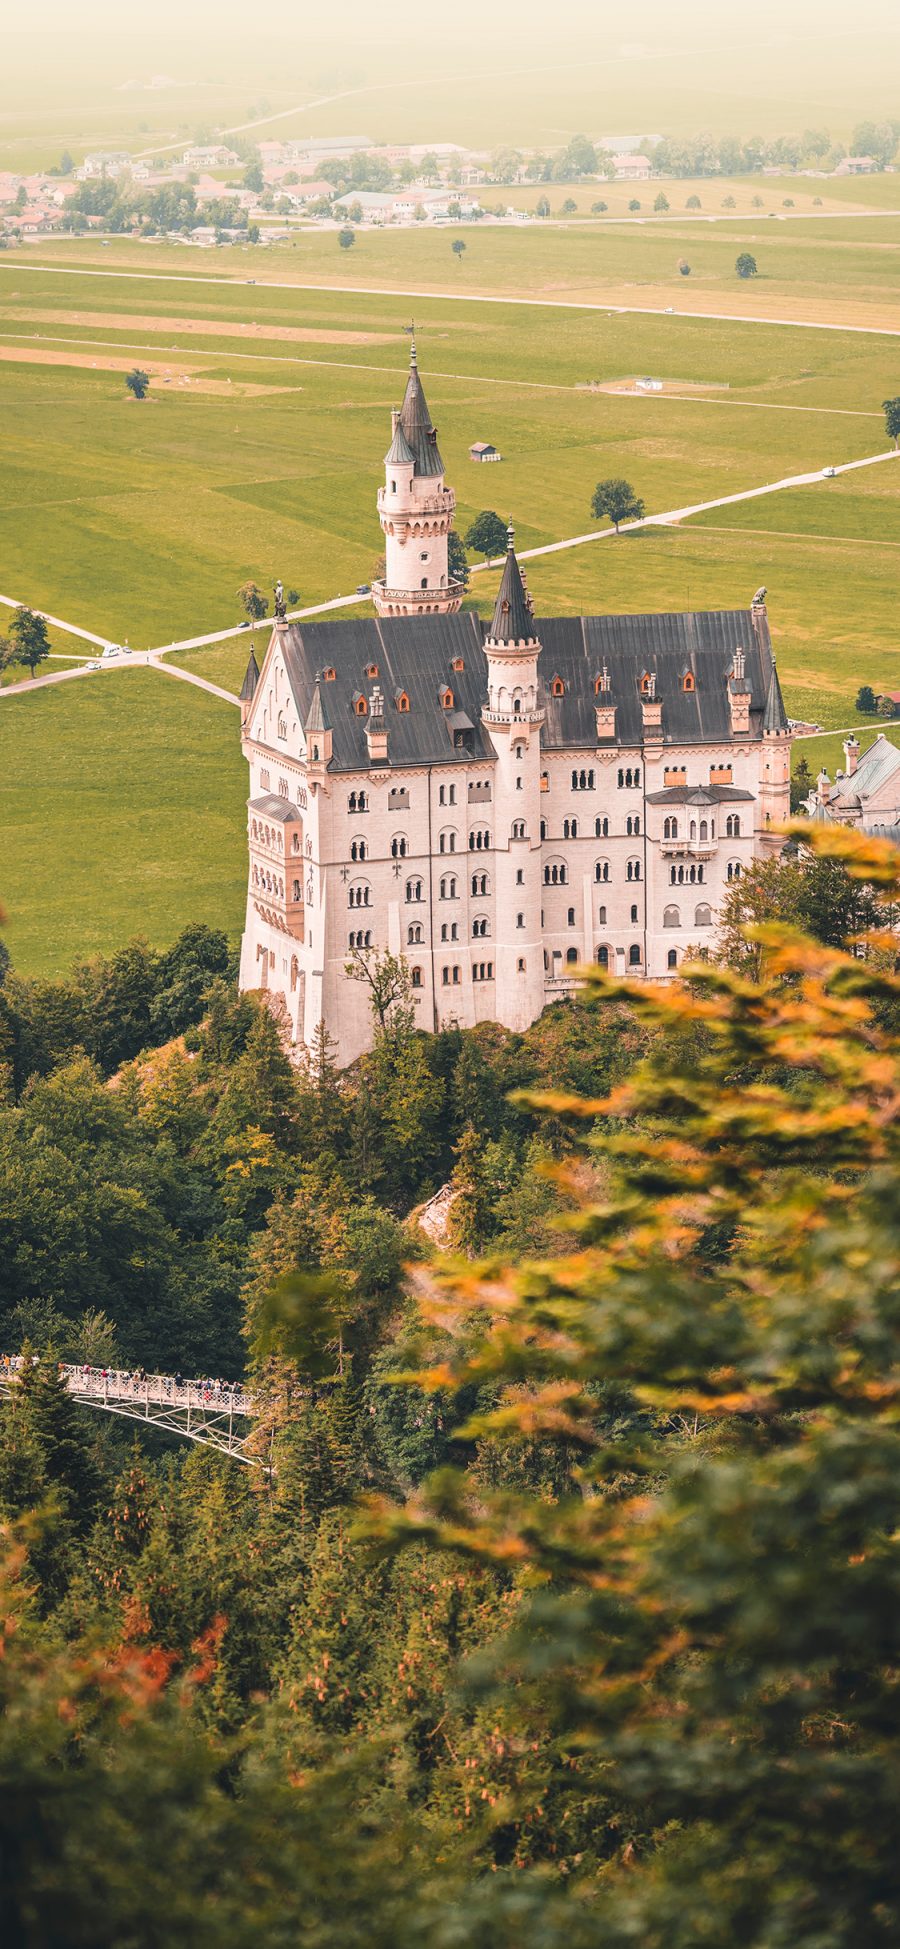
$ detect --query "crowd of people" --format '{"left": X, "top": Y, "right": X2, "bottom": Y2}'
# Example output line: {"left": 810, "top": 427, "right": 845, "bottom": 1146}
{"left": 0, "top": 1354, "right": 253, "bottom": 1413}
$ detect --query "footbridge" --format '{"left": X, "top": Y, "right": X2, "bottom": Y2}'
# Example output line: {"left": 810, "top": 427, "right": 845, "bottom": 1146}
{"left": 0, "top": 1362, "right": 260, "bottom": 1464}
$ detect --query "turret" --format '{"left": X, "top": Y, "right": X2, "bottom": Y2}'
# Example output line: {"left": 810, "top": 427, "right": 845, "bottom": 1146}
{"left": 372, "top": 340, "right": 464, "bottom": 617}
{"left": 758, "top": 654, "right": 793, "bottom": 845}
{"left": 304, "top": 680, "right": 332, "bottom": 783}
{"left": 480, "top": 525, "right": 544, "bottom": 1032}
{"left": 239, "top": 646, "right": 259, "bottom": 731}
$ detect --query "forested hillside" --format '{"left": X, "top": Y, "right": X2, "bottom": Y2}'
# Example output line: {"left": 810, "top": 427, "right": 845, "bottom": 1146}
{"left": 1, "top": 832, "right": 898, "bottom": 1946}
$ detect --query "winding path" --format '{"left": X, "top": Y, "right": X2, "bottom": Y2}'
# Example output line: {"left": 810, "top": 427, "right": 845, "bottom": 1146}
{"left": 2, "top": 446, "right": 897, "bottom": 708}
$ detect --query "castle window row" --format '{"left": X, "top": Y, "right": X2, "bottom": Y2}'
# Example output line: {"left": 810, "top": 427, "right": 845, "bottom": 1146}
{"left": 669, "top": 865, "right": 706, "bottom": 885}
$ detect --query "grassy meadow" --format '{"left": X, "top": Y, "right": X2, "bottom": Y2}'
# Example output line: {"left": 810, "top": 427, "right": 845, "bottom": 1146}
{"left": 1, "top": 216, "right": 898, "bottom": 974}
{"left": 0, "top": 671, "right": 246, "bottom": 976}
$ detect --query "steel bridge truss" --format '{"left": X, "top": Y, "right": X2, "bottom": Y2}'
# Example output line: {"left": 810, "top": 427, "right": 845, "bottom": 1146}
{"left": 1, "top": 1370, "right": 261, "bottom": 1465}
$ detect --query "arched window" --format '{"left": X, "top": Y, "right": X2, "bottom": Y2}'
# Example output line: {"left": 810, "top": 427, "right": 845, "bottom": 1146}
{"left": 543, "top": 860, "right": 568, "bottom": 886}
{"left": 699, "top": 820, "right": 708, "bottom": 842}
{"left": 596, "top": 946, "right": 609, "bottom": 969}
{"left": 629, "top": 944, "right": 642, "bottom": 966}
{"left": 439, "top": 829, "right": 457, "bottom": 853}
{"left": 663, "top": 904, "right": 681, "bottom": 928}
{"left": 563, "top": 817, "right": 578, "bottom": 839}
{"left": 353, "top": 694, "right": 367, "bottom": 717}
{"left": 348, "top": 790, "right": 368, "bottom": 813}
{"left": 292, "top": 879, "right": 301, "bottom": 902}
{"left": 350, "top": 837, "right": 367, "bottom": 862}
{"left": 440, "top": 875, "right": 458, "bottom": 900}
{"left": 472, "top": 916, "right": 490, "bottom": 938}
{"left": 727, "top": 860, "right": 742, "bottom": 882}
{"left": 726, "top": 814, "right": 741, "bottom": 838}
{"left": 682, "top": 670, "right": 695, "bottom": 692}
{"left": 664, "top": 816, "right": 678, "bottom": 839}
{"left": 365, "top": 662, "right": 379, "bottom": 680}
{"left": 440, "top": 687, "right": 454, "bottom": 710}
{"left": 348, "top": 880, "right": 371, "bottom": 909}
{"left": 594, "top": 860, "right": 610, "bottom": 882}
{"left": 595, "top": 815, "right": 609, "bottom": 837}
{"left": 626, "top": 859, "right": 641, "bottom": 881}
{"left": 597, "top": 904, "right": 607, "bottom": 924}
{"left": 626, "top": 814, "right": 641, "bottom": 836}
{"left": 566, "top": 947, "right": 578, "bottom": 965}
{"left": 407, "top": 923, "right": 423, "bottom": 944}
{"left": 471, "top": 871, "right": 489, "bottom": 897}
{"left": 391, "top": 834, "right": 408, "bottom": 858}
{"left": 540, "top": 818, "right": 547, "bottom": 841}
{"left": 571, "top": 769, "right": 595, "bottom": 792}
{"left": 395, "top": 690, "right": 410, "bottom": 713}
{"left": 694, "top": 903, "right": 713, "bottom": 928}
{"left": 322, "top": 667, "right": 336, "bottom": 682}
{"left": 511, "top": 820, "right": 527, "bottom": 840}
{"left": 469, "top": 829, "right": 490, "bottom": 850}
{"left": 405, "top": 878, "right": 423, "bottom": 903}
{"left": 411, "top": 966, "right": 422, "bottom": 989}
{"left": 551, "top": 674, "right": 565, "bottom": 697}
{"left": 667, "top": 948, "right": 678, "bottom": 969}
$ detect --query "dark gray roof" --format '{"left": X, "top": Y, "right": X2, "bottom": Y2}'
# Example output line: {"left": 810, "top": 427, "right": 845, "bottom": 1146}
{"left": 762, "top": 657, "right": 789, "bottom": 734}
{"left": 305, "top": 682, "right": 325, "bottom": 734}
{"left": 271, "top": 604, "right": 777, "bottom": 773}
{"left": 490, "top": 534, "right": 537, "bottom": 645}
{"left": 239, "top": 647, "right": 260, "bottom": 702}
{"left": 250, "top": 793, "right": 302, "bottom": 823}
{"left": 398, "top": 349, "right": 444, "bottom": 478}
{"left": 646, "top": 783, "right": 755, "bottom": 805}
{"left": 385, "top": 420, "right": 415, "bottom": 467}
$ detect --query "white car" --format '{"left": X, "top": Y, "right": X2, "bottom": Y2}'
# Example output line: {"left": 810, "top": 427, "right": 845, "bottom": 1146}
{"left": 101, "top": 646, "right": 120, "bottom": 659}
{"left": 86, "top": 660, "right": 101, "bottom": 671}
{"left": 822, "top": 466, "right": 837, "bottom": 478}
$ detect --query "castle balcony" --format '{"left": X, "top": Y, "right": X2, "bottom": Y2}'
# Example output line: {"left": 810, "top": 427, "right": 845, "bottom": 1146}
{"left": 372, "top": 578, "right": 465, "bottom": 615}
{"left": 659, "top": 836, "right": 717, "bottom": 859}
{"left": 481, "top": 705, "right": 545, "bottom": 729}
{"left": 377, "top": 487, "right": 455, "bottom": 518}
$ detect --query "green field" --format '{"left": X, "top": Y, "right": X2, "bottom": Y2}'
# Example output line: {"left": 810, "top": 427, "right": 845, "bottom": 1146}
{"left": 1, "top": 671, "right": 246, "bottom": 975}
{"left": 1, "top": 213, "right": 898, "bottom": 975}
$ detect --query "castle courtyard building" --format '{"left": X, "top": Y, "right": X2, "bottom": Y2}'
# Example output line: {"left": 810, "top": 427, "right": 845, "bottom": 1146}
{"left": 239, "top": 346, "right": 792, "bottom": 1066}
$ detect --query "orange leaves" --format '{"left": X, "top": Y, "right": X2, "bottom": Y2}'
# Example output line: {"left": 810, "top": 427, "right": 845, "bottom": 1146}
{"left": 784, "top": 820, "right": 900, "bottom": 888}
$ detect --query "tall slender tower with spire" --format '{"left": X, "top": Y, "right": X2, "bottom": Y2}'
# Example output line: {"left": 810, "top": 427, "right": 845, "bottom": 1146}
{"left": 373, "top": 339, "right": 463, "bottom": 617}
{"left": 480, "top": 526, "right": 546, "bottom": 1029}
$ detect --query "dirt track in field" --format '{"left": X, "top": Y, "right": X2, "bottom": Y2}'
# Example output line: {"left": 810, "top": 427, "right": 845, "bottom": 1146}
{"left": 0, "top": 346, "right": 292, "bottom": 392}
{"left": 1, "top": 308, "right": 398, "bottom": 345}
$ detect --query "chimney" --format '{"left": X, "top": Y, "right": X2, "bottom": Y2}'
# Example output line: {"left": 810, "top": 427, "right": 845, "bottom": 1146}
{"left": 366, "top": 686, "right": 389, "bottom": 765}
{"left": 816, "top": 767, "right": 830, "bottom": 802}
{"left": 594, "top": 662, "right": 616, "bottom": 740}
{"left": 728, "top": 646, "right": 751, "bottom": 738}
{"left": 641, "top": 670, "right": 663, "bottom": 742}
{"left": 843, "top": 736, "right": 859, "bottom": 777}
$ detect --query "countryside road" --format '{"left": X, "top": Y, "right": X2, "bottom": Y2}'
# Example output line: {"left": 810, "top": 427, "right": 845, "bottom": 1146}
{"left": 2, "top": 447, "right": 897, "bottom": 708}
{"left": 9, "top": 259, "right": 900, "bottom": 340}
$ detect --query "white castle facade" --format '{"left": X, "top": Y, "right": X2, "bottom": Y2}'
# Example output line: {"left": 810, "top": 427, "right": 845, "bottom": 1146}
{"left": 238, "top": 345, "right": 792, "bottom": 1067}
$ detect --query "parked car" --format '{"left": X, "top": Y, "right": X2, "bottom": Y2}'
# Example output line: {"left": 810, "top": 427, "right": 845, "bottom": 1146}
{"left": 356, "top": 583, "right": 371, "bottom": 595}
{"left": 238, "top": 619, "right": 251, "bottom": 628}
{"left": 101, "top": 646, "right": 120, "bottom": 659}
{"left": 822, "top": 466, "right": 837, "bottom": 478}
{"left": 86, "top": 659, "right": 101, "bottom": 670}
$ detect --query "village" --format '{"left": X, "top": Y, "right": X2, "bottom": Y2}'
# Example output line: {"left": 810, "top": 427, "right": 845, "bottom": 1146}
{"left": 0, "top": 124, "right": 894, "bottom": 245}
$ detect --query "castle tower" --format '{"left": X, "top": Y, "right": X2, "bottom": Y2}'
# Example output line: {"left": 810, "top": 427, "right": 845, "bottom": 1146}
{"left": 372, "top": 341, "right": 463, "bottom": 617}
{"left": 758, "top": 654, "right": 792, "bottom": 845}
{"left": 481, "top": 527, "right": 545, "bottom": 1029}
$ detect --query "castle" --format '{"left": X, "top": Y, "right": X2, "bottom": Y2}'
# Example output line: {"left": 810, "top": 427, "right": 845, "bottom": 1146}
{"left": 238, "top": 342, "right": 792, "bottom": 1067}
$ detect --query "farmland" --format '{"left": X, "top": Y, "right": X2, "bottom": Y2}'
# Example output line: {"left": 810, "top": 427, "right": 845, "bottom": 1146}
{"left": 1, "top": 215, "right": 898, "bottom": 974}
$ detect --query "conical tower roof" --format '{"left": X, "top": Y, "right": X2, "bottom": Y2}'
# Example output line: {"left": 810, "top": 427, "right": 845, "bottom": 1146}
{"left": 305, "top": 680, "right": 326, "bottom": 735}
{"left": 763, "top": 655, "right": 789, "bottom": 734}
{"left": 239, "top": 646, "right": 260, "bottom": 702}
{"left": 488, "top": 526, "right": 537, "bottom": 645}
{"left": 398, "top": 340, "right": 444, "bottom": 477}
{"left": 384, "top": 418, "right": 415, "bottom": 467}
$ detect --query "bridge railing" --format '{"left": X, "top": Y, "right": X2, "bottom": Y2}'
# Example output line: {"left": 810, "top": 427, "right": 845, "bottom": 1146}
{"left": 0, "top": 1358, "right": 255, "bottom": 1420}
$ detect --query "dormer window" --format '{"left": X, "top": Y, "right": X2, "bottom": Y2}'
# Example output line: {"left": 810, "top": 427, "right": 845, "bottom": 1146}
{"left": 440, "top": 687, "right": 454, "bottom": 710}
{"left": 550, "top": 675, "right": 565, "bottom": 698}
{"left": 352, "top": 692, "right": 368, "bottom": 717}
{"left": 640, "top": 671, "right": 654, "bottom": 696}
{"left": 395, "top": 689, "right": 410, "bottom": 713}
{"left": 682, "top": 669, "right": 695, "bottom": 692}
{"left": 451, "top": 656, "right": 465, "bottom": 672}
{"left": 594, "top": 673, "right": 608, "bottom": 695}
{"left": 322, "top": 667, "right": 336, "bottom": 683}
{"left": 365, "top": 662, "right": 379, "bottom": 679}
